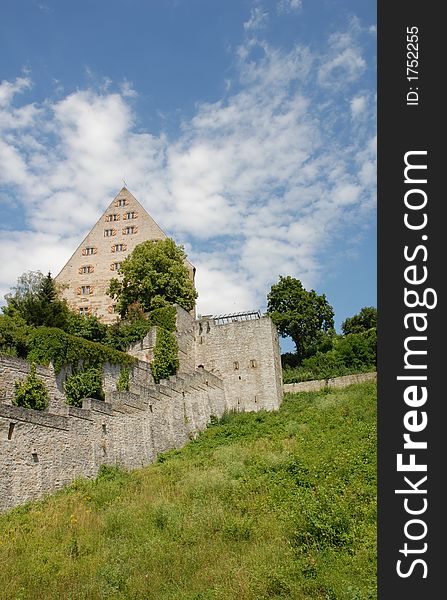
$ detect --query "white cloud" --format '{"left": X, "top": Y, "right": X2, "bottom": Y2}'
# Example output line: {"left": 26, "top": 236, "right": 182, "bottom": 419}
{"left": 350, "top": 94, "right": 368, "bottom": 119}
{"left": 0, "top": 22, "right": 376, "bottom": 315}
{"left": 243, "top": 7, "right": 268, "bottom": 31}
{"left": 277, "top": 0, "right": 302, "bottom": 14}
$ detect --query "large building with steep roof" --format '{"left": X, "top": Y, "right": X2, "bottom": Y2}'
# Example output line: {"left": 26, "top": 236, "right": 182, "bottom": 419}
{"left": 55, "top": 187, "right": 195, "bottom": 323}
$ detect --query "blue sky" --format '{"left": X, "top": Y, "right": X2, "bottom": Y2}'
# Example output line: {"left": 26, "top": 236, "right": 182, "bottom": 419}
{"left": 0, "top": 0, "right": 376, "bottom": 351}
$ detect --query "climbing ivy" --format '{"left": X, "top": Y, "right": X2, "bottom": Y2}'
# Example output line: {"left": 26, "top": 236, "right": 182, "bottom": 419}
{"left": 151, "top": 327, "right": 179, "bottom": 384}
{"left": 12, "top": 363, "right": 49, "bottom": 411}
{"left": 27, "top": 327, "right": 135, "bottom": 374}
{"left": 148, "top": 305, "right": 177, "bottom": 332}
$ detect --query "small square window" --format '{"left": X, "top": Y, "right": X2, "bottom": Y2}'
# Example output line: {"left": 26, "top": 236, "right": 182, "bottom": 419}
{"left": 104, "top": 229, "right": 115, "bottom": 237}
{"left": 250, "top": 359, "right": 257, "bottom": 368}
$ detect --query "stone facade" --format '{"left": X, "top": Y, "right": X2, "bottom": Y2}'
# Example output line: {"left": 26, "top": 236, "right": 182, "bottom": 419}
{"left": 55, "top": 187, "right": 195, "bottom": 324}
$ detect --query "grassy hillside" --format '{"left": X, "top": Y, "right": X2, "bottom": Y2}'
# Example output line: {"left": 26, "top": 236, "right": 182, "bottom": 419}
{"left": 0, "top": 383, "right": 376, "bottom": 600}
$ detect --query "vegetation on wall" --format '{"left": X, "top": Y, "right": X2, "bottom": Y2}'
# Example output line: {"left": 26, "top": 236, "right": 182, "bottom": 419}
{"left": 12, "top": 363, "right": 49, "bottom": 411}
{"left": 116, "top": 367, "right": 130, "bottom": 392}
{"left": 151, "top": 326, "right": 179, "bottom": 384}
{"left": 27, "top": 327, "right": 135, "bottom": 374}
{"left": 64, "top": 367, "right": 105, "bottom": 407}
{"left": 108, "top": 238, "right": 197, "bottom": 317}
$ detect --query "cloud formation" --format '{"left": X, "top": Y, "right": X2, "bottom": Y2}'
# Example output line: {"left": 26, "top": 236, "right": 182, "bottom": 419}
{"left": 0, "top": 21, "right": 375, "bottom": 316}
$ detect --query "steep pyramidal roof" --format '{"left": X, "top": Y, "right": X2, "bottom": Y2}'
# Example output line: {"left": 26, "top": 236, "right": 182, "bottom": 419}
{"left": 55, "top": 187, "right": 195, "bottom": 323}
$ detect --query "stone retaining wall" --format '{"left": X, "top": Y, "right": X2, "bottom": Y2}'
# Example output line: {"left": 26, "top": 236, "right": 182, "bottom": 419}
{"left": 284, "top": 372, "right": 377, "bottom": 393}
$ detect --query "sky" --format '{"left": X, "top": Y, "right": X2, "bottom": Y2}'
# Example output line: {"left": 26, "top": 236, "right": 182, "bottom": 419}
{"left": 0, "top": 0, "right": 376, "bottom": 351}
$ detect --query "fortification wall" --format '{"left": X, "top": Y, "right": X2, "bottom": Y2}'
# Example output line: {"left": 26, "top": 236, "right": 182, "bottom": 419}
{"left": 194, "top": 316, "right": 283, "bottom": 412}
{"left": 284, "top": 372, "right": 377, "bottom": 393}
{"left": 0, "top": 359, "right": 225, "bottom": 512}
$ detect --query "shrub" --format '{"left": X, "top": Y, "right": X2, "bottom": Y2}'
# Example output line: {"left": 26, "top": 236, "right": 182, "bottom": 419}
{"left": 64, "top": 367, "right": 104, "bottom": 407}
{"left": 151, "top": 327, "right": 179, "bottom": 383}
{"left": 12, "top": 363, "right": 49, "bottom": 411}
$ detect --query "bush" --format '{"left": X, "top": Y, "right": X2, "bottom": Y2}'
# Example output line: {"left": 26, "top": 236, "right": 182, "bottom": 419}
{"left": 151, "top": 327, "right": 179, "bottom": 383}
{"left": 12, "top": 363, "right": 49, "bottom": 411}
{"left": 64, "top": 367, "right": 104, "bottom": 407}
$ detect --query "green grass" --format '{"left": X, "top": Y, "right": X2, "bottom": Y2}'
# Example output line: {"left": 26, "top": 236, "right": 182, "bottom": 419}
{"left": 0, "top": 382, "right": 376, "bottom": 600}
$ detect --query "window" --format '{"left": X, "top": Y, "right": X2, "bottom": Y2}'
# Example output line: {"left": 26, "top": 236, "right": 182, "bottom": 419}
{"left": 125, "top": 211, "right": 136, "bottom": 219}
{"left": 106, "top": 213, "right": 119, "bottom": 222}
{"left": 81, "top": 286, "right": 91, "bottom": 295}
{"left": 112, "top": 243, "right": 126, "bottom": 252}
{"left": 104, "top": 228, "right": 115, "bottom": 237}
{"left": 79, "top": 306, "right": 90, "bottom": 316}
{"left": 115, "top": 198, "right": 127, "bottom": 207}
{"left": 123, "top": 226, "right": 136, "bottom": 235}
{"left": 250, "top": 359, "right": 257, "bottom": 368}
{"left": 79, "top": 265, "right": 94, "bottom": 274}
{"left": 110, "top": 262, "right": 121, "bottom": 272}
{"left": 83, "top": 246, "right": 96, "bottom": 256}
{"left": 234, "top": 361, "right": 239, "bottom": 370}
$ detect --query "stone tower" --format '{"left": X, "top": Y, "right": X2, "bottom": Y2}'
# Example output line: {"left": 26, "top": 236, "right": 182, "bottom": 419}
{"left": 55, "top": 187, "right": 195, "bottom": 323}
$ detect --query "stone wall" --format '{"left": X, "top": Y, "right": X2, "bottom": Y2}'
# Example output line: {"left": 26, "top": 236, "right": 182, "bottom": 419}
{"left": 0, "top": 358, "right": 225, "bottom": 512}
{"left": 283, "top": 372, "right": 377, "bottom": 393}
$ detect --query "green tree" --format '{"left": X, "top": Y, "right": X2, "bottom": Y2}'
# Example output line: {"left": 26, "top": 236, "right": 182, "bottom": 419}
{"left": 342, "top": 307, "right": 377, "bottom": 335}
{"left": 3, "top": 271, "right": 70, "bottom": 329}
{"left": 0, "top": 314, "right": 31, "bottom": 358}
{"left": 267, "top": 276, "right": 335, "bottom": 363}
{"left": 108, "top": 239, "right": 197, "bottom": 317}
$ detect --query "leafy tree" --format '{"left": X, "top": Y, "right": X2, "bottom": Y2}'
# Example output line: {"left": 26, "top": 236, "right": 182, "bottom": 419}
{"left": 267, "top": 276, "right": 335, "bottom": 363}
{"left": 65, "top": 312, "right": 108, "bottom": 344}
{"left": 108, "top": 239, "right": 197, "bottom": 317}
{"left": 3, "top": 271, "right": 70, "bottom": 329}
{"left": 342, "top": 307, "right": 377, "bottom": 335}
{"left": 0, "top": 314, "right": 31, "bottom": 358}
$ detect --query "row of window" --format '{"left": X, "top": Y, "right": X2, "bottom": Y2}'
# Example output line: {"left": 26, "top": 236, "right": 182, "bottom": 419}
{"left": 105, "top": 211, "right": 138, "bottom": 222}
{"left": 79, "top": 262, "right": 121, "bottom": 274}
{"left": 83, "top": 243, "right": 128, "bottom": 255}
{"left": 104, "top": 226, "right": 138, "bottom": 237}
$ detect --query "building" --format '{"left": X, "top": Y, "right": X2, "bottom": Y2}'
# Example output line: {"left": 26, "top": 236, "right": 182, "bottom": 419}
{"left": 55, "top": 187, "right": 195, "bottom": 323}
